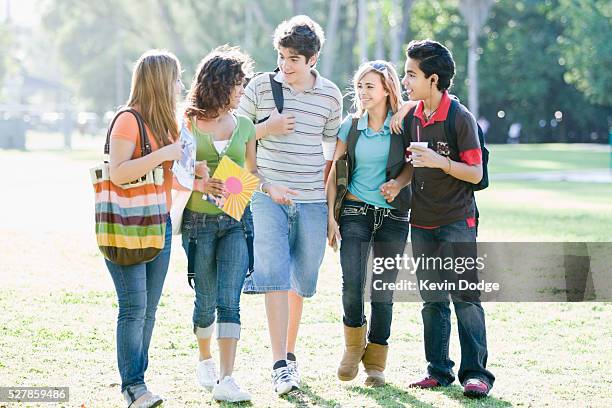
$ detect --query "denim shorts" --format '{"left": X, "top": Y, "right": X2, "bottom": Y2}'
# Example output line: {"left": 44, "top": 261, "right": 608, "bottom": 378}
{"left": 243, "top": 192, "right": 328, "bottom": 298}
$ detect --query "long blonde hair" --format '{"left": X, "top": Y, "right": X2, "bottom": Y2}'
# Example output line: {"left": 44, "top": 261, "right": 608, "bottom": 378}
{"left": 352, "top": 60, "right": 403, "bottom": 118}
{"left": 126, "top": 49, "right": 181, "bottom": 146}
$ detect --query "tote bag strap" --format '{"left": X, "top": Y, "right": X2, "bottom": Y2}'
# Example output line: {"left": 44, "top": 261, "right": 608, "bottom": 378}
{"left": 104, "top": 108, "right": 152, "bottom": 156}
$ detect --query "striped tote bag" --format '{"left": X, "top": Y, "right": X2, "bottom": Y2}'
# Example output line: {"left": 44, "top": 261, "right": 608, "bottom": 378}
{"left": 90, "top": 108, "right": 167, "bottom": 265}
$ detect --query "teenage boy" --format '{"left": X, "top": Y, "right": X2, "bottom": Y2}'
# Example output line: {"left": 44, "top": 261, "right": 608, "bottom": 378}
{"left": 237, "top": 15, "right": 343, "bottom": 395}
{"left": 400, "top": 40, "right": 495, "bottom": 398}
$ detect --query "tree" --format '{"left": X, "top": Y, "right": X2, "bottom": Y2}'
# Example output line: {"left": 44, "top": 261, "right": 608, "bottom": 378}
{"left": 458, "top": 0, "right": 494, "bottom": 119}
{"left": 390, "top": 0, "right": 414, "bottom": 65}
{"left": 554, "top": 0, "right": 612, "bottom": 107}
{"left": 358, "top": 0, "right": 368, "bottom": 62}
{"left": 321, "top": 0, "right": 341, "bottom": 78}
{"left": 0, "top": 23, "right": 11, "bottom": 99}
{"left": 477, "top": 0, "right": 609, "bottom": 142}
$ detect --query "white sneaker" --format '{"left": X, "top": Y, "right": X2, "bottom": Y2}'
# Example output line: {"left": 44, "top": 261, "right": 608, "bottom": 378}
{"left": 196, "top": 358, "right": 218, "bottom": 391}
{"left": 271, "top": 366, "right": 294, "bottom": 395}
{"left": 212, "top": 376, "right": 252, "bottom": 402}
{"left": 287, "top": 359, "right": 300, "bottom": 388}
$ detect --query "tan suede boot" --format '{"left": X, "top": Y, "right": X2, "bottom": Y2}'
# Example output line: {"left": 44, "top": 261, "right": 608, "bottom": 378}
{"left": 337, "top": 324, "right": 367, "bottom": 381}
{"left": 362, "top": 343, "right": 388, "bottom": 387}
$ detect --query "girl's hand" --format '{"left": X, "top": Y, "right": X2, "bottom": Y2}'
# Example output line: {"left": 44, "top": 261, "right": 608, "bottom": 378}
{"left": 202, "top": 178, "right": 225, "bottom": 196}
{"left": 379, "top": 179, "right": 401, "bottom": 202}
{"left": 194, "top": 161, "right": 209, "bottom": 181}
{"left": 390, "top": 101, "right": 418, "bottom": 133}
{"left": 327, "top": 216, "right": 341, "bottom": 250}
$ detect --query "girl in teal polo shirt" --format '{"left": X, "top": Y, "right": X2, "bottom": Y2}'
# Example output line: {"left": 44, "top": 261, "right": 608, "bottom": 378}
{"left": 326, "top": 60, "right": 414, "bottom": 387}
{"left": 181, "top": 46, "right": 256, "bottom": 403}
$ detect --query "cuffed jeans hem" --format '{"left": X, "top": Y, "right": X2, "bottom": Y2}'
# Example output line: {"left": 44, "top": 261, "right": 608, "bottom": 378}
{"left": 367, "top": 339, "right": 389, "bottom": 346}
{"left": 342, "top": 317, "right": 366, "bottom": 328}
{"left": 427, "top": 369, "right": 455, "bottom": 387}
{"left": 194, "top": 324, "right": 215, "bottom": 339}
{"left": 460, "top": 374, "right": 493, "bottom": 388}
{"left": 122, "top": 383, "right": 147, "bottom": 405}
{"left": 257, "top": 286, "right": 317, "bottom": 298}
{"left": 217, "top": 322, "right": 241, "bottom": 340}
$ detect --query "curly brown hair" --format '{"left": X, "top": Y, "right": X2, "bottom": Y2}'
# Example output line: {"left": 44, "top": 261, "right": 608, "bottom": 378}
{"left": 185, "top": 45, "right": 253, "bottom": 120}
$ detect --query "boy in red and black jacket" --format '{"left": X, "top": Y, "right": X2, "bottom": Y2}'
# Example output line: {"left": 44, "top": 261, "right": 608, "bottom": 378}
{"left": 399, "top": 39, "right": 495, "bottom": 398}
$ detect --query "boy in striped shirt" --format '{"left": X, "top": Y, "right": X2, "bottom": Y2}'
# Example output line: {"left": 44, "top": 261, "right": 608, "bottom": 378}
{"left": 237, "top": 15, "right": 342, "bottom": 396}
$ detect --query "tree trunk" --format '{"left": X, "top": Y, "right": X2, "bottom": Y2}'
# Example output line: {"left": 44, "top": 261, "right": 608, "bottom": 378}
{"left": 358, "top": 0, "right": 368, "bottom": 62}
{"left": 244, "top": 2, "right": 254, "bottom": 51}
{"left": 391, "top": 0, "right": 414, "bottom": 65}
{"left": 321, "top": 0, "right": 341, "bottom": 78}
{"left": 374, "top": 1, "right": 384, "bottom": 60}
{"left": 467, "top": 23, "right": 479, "bottom": 118}
{"left": 156, "top": 0, "right": 189, "bottom": 59}
{"left": 292, "top": 0, "right": 308, "bottom": 15}
{"left": 458, "top": 0, "right": 494, "bottom": 119}
{"left": 250, "top": 0, "right": 272, "bottom": 34}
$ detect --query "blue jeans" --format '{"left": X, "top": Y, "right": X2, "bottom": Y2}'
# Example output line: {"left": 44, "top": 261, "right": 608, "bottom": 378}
{"left": 339, "top": 201, "right": 410, "bottom": 345}
{"left": 244, "top": 192, "right": 327, "bottom": 298}
{"left": 411, "top": 220, "right": 495, "bottom": 387}
{"left": 181, "top": 209, "right": 248, "bottom": 340}
{"left": 106, "top": 218, "right": 172, "bottom": 405}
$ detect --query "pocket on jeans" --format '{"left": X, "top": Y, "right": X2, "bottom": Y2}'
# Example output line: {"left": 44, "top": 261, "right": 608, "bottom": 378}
{"left": 387, "top": 211, "right": 410, "bottom": 222}
{"left": 341, "top": 205, "right": 363, "bottom": 217}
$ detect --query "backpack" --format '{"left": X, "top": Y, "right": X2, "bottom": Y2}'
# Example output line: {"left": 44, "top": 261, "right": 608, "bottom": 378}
{"left": 445, "top": 99, "right": 489, "bottom": 191}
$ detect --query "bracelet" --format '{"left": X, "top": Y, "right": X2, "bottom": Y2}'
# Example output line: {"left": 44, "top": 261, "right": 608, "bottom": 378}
{"left": 443, "top": 156, "right": 452, "bottom": 174}
{"left": 259, "top": 181, "right": 270, "bottom": 194}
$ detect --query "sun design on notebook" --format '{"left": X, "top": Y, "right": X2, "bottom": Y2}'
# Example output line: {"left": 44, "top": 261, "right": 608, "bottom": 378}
{"left": 210, "top": 156, "right": 259, "bottom": 221}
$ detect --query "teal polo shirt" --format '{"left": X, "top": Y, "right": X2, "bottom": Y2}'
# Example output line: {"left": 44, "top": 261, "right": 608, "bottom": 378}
{"left": 337, "top": 111, "right": 393, "bottom": 208}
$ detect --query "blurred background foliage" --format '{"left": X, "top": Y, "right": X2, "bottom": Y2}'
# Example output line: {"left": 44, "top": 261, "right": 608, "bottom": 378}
{"left": 1, "top": 0, "right": 610, "bottom": 144}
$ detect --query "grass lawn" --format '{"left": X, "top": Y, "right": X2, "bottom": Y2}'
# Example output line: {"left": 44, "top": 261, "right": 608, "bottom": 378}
{"left": 477, "top": 180, "right": 612, "bottom": 241}
{"left": 487, "top": 143, "right": 610, "bottom": 174}
{"left": 0, "top": 144, "right": 611, "bottom": 407}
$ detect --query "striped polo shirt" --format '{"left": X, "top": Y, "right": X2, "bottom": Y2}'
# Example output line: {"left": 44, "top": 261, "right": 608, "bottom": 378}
{"left": 237, "top": 69, "right": 343, "bottom": 203}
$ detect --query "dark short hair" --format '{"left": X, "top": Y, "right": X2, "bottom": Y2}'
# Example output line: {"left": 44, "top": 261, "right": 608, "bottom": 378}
{"left": 406, "top": 39, "right": 455, "bottom": 91}
{"left": 273, "top": 15, "right": 325, "bottom": 61}
{"left": 185, "top": 45, "right": 253, "bottom": 120}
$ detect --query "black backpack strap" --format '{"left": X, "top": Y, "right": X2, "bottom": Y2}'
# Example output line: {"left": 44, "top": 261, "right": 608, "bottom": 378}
{"left": 443, "top": 99, "right": 460, "bottom": 161}
{"left": 104, "top": 107, "right": 151, "bottom": 156}
{"left": 269, "top": 73, "right": 284, "bottom": 113}
{"left": 402, "top": 106, "right": 417, "bottom": 142}
{"left": 187, "top": 237, "right": 197, "bottom": 289}
{"left": 345, "top": 117, "right": 360, "bottom": 168}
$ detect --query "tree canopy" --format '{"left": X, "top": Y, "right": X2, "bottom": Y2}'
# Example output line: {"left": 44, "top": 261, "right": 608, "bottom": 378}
{"left": 27, "top": 0, "right": 612, "bottom": 142}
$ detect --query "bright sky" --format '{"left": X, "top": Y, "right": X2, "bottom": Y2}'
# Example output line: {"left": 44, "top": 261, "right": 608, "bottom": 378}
{"left": 1, "top": 0, "right": 39, "bottom": 26}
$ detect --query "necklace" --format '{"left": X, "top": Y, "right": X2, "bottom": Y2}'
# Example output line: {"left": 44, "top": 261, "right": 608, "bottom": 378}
{"left": 424, "top": 107, "right": 438, "bottom": 122}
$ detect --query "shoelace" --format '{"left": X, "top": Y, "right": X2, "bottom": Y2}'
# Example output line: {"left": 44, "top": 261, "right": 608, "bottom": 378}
{"left": 225, "top": 377, "right": 243, "bottom": 392}
{"left": 273, "top": 367, "right": 291, "bottom": 382}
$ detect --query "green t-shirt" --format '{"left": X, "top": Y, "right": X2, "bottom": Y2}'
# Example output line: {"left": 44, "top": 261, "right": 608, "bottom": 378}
{"left": 186, "top": 114, "right": 256, "bottom": 214}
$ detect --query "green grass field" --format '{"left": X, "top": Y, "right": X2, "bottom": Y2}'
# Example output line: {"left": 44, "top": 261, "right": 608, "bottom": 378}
{"left": 487, "top": 144, "right": 610, "bottom": 174}
{"left": 0, "top": 143, "right": 611, "bottom": 407}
